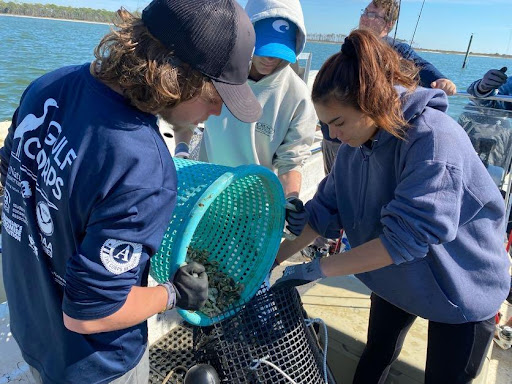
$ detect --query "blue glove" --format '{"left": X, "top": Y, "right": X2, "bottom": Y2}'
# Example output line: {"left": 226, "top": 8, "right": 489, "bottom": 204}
{"left": 285, "top": 197, "right": 309, "bottom": 236}
{"left": 174, "top": 142, "right": 190, "bottom": 159}
{"left": 272, "top": 258, "right": 326, "bottom": 290}
{"left": 478, "top": 67, "right": 508, "bottom": 93}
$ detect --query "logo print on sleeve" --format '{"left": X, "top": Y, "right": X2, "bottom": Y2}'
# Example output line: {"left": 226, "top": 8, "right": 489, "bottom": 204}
{"left": 100, "top": 239, "right": 142, "bottom": 275}
{"left": 36, "top": 201, "right": 54, "bottom": 236}
{"left": 12, "top": 98, "right": 59, "bottom": 159}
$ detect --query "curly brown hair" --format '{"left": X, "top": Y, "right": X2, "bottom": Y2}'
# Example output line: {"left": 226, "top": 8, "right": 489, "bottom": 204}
{"left": 93, "top": 8, "right": 216, "bottom": 115}
{"left": 312, "top": 29, "right": 419, "bottom": 139}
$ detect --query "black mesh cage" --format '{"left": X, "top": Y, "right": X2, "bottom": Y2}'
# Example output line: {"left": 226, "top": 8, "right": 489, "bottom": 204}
{"left": 193, "top": 286, "right": 328, "bottom": 384}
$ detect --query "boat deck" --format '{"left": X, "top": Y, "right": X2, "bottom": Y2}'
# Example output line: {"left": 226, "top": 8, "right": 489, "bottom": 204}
{"left": 300, "top": 272, "right": 512, "bottom": 384}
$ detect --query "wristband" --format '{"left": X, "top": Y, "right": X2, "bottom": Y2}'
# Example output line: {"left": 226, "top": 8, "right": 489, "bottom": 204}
{"left": 158, "top": 281, "right": 177, "bottom": 313}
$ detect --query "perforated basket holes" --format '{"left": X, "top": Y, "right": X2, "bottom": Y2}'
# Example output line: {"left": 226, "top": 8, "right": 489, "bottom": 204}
{"left": 186, "top": 174, "right": 283, "bottom": 324}
{"left": 151, "top": 159, "right": 232, "bottom": 283}
{"left": 194, "top": 287, "right": 326, "bottom": 384}
{"left": 150, "top": 159, "right": 285, "bottom": 304}
{"left": 149, "top": 324, "right": 196, "bottom": 383}
{"left": 191, "top": 174, "right": 275, "bottom": 281}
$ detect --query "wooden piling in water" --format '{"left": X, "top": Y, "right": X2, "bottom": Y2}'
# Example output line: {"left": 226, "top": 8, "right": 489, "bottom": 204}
{"left": 462, "top": 33, "right": 474, "bottom": 69}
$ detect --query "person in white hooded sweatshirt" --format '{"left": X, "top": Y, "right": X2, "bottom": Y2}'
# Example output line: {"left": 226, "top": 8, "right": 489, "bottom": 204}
{"left": 196, "top": 0, "right": 317, "bottom": 199}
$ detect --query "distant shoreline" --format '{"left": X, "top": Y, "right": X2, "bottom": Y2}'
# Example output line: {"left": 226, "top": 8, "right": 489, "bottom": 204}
{"left": 2, "top": 13, "right": 511, "bottom": 59}
{"left": 0, "top": 13, "right": 111, "bottom": 26}
{"left": 308, "top": 39, "right": 512, "bottom": 59}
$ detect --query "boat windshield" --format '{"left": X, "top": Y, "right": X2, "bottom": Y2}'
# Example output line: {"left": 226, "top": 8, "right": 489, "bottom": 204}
{"left": 449, "top": 93, "right": 512, "bottom": 219}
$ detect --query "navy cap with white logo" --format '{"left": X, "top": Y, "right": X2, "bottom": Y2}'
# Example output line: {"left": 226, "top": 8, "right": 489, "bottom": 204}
{"left": 142, "top": 0, "right": 262, "bottom": 123}
{"left": 254, "top": 17, "right": 298, "bottom": 63}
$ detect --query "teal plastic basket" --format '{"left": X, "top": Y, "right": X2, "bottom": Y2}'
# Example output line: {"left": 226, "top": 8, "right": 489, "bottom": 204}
{"left": 151, "top": 158, "right": 286, "bottom": 326}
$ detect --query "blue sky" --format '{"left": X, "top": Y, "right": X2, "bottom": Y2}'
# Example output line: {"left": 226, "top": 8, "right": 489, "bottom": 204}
{"left": 16, "top": 0, "right": 512, "bottom": 54}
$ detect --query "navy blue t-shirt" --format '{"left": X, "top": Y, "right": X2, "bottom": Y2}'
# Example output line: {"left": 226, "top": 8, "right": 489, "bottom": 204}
{"left": 0, "top": 64, "right": 177, "bottom": 383}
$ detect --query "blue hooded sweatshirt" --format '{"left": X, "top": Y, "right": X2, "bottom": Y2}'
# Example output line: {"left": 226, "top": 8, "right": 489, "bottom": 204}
{"left": 307, "top": 87, "right": 511, "bottom": 324}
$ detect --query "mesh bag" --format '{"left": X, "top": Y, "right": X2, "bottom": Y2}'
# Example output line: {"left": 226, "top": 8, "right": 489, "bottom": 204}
{"left": 193, "top": 286, "right": 328, "bottom": 384}
{"left": 151, "top": 158, "right": 286, "bottom": 326}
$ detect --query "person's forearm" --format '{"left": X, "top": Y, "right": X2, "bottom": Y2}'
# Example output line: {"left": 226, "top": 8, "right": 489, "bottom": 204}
{"left": 63, "top": 285, "right": 168, "bottom": 334}
{"left": 276, "top": 224, "right": 319, "bottom": 264}
{"left": 279, "top": 170, "right": 302, "bottom": 198}
{"left": 319, "top": 238, "right": 393, "bottom": 277}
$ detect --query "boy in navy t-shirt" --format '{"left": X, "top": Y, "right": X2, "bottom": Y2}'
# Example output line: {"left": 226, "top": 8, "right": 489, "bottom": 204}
{"left": 0, "top": 1, "right": 261, "bottom": 383}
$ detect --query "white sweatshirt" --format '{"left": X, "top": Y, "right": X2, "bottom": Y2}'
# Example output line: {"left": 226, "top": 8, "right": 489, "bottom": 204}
{"left": 198, "top": 0, "right": 317, "bottom": 176}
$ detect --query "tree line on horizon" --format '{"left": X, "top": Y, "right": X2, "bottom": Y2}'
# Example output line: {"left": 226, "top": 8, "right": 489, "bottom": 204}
{"left": 0, "top": 1, "right": 121, "bottom": 23}
{"left": 0, "top": 2, "right": 405, "bottom": 45}
{"left": 307, "top": 32, "right": 410, "bottom": 45}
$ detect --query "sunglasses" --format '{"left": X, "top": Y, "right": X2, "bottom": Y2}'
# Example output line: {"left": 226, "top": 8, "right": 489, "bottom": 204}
{"left": 361, "top": 9, "right": 387, "bottom": 21}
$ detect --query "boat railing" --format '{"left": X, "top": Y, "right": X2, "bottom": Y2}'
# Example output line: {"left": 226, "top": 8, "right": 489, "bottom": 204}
{"left": 454, "top": 91, "right": 512, "bottom": 104}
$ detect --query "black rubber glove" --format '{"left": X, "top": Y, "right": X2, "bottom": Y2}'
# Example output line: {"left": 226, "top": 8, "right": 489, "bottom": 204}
{"left": 173, "top": 262, "right": 209, "bottom": 310}
{"left": 285, "top": 197, "right": 310, "bottom": 237}
{"left": 478, "top": 67, "right": 508, "bottom": 93}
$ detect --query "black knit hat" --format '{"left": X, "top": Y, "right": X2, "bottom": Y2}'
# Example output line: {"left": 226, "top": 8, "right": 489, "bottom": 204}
{"left": 142, "top": 0, "right": 262, "bottom": 123}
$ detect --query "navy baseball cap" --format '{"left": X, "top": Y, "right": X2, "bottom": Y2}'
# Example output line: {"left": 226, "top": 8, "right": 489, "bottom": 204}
{"left": 254, "top": 17, "right": 297, "bottom": 63}
{"left": 142, "top": 0, "right": 262, "bottom": 123}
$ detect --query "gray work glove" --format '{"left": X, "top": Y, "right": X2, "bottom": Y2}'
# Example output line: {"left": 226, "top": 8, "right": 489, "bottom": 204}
{"left": 272, "top": 258, "right": 326, "bottom": 290}
{"left": 477, "top": 67, "right": 508, "bottom": 93}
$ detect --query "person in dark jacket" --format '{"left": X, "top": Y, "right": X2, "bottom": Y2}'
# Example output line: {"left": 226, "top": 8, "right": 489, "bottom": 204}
{"left": 0, "top": 1, "right": 261, "bottom": 383}
{"left": 467, "top": 67, "right": 512, "bottom": 111}
{"left": 274, "top": 29, "right": 510, "bottom": 383}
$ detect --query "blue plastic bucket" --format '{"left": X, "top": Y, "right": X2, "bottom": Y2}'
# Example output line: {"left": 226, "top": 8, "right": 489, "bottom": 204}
{"left": 150, "top": 158, "right": 286, "bottom": 326}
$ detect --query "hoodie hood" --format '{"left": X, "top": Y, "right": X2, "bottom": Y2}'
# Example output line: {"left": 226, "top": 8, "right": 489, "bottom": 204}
{"left": 245, "top": 0, "right": 307, "bottom": 56}
{"left": 399, "top": 85, "right": 448, "bottom": 122}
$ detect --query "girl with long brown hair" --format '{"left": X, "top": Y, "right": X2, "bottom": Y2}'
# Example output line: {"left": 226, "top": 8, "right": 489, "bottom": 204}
{"left": 274, "top": 29, "right": 510, "bottom": 383}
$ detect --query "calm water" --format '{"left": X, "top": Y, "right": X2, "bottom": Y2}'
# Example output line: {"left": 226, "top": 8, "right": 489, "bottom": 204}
{"left": 1, "top": 15, "right": 511, "bottom": 121}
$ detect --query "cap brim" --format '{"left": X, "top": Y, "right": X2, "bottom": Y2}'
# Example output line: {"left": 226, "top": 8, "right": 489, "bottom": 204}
{"left": 255, "top": 42, "right": 297, "bottom": 64}
{"left": 212, "top": 80, "right": 262, "bottom": 123}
